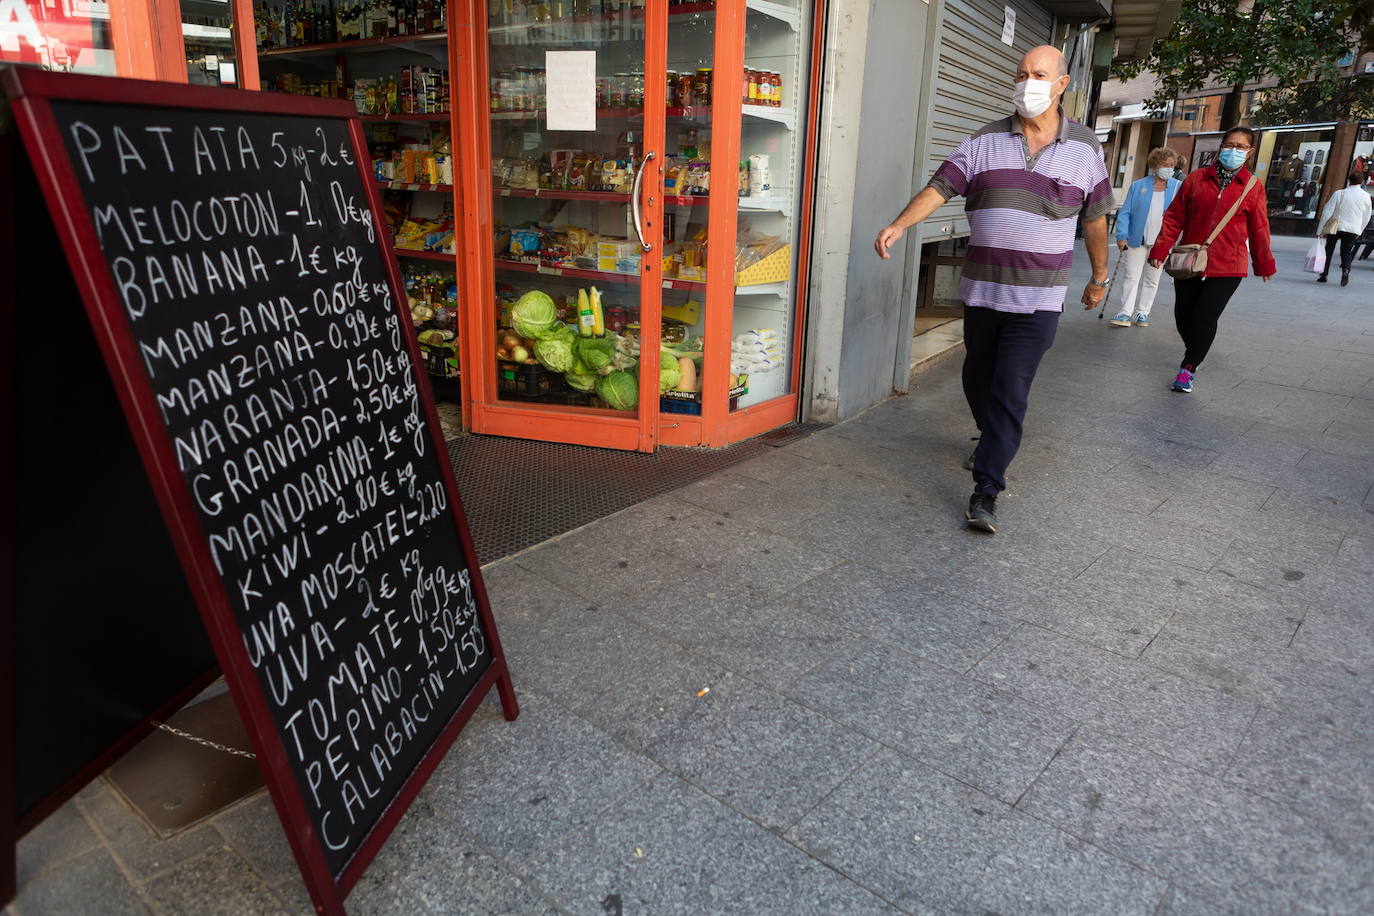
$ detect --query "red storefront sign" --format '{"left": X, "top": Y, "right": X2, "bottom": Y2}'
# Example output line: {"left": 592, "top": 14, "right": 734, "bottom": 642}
{"left": 1, "top": 0, "right": 104, "bottom": 71}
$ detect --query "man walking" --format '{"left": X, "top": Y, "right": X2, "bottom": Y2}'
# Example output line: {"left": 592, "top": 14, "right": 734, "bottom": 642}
{"left": 1316, "top": 174, "right": 1373, "bottom": 287}
{"left": 875, "top": 45, "right": 1111, "bottom": 534}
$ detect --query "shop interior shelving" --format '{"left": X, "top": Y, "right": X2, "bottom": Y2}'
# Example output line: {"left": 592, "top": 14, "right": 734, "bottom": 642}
{"left": 256, "top": 11, "right": 461, "bottom": 394}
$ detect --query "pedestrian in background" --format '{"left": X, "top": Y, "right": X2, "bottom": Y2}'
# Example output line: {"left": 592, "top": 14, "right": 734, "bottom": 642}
{"left": 1109, "top": 147, "right": 1181, "bottom": 327}
{"left": 1316, "top": 173, "right": 1373, "bottom": 287}
{"left": 875, "top": 45, "right": 1112, "bottom": 533}
{"left": 1148, "top": 127, "right": 1275, "bottom": 394}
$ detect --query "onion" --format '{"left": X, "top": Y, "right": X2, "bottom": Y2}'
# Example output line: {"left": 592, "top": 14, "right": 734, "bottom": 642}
{"left": 510, "top": 345, "right": 530, "bottom": 362}
{"left": 496, "top": 347, "right": 510, "bottom": 360}
{"left": 500, "top": 333, "right": 521, "bottom": 350}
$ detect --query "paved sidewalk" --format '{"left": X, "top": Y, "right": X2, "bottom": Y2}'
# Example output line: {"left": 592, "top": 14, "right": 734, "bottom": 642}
{"left": 12, "top": 236, "right": 1374, "bottom": 914}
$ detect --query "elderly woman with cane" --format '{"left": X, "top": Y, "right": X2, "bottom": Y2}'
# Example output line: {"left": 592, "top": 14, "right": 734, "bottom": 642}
{"left": 1109, "top": 147, "right": 1182, "bottom": 327}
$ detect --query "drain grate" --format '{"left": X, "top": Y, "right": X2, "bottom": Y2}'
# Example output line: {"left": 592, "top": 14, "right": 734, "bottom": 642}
{"left": 446, "top": 424, "right": 826, "bottom": 565}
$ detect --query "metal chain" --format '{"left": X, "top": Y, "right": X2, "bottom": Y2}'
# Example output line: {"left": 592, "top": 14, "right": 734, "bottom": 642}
{"left": 153, "top": 722, "right": 257, "bottom": 760}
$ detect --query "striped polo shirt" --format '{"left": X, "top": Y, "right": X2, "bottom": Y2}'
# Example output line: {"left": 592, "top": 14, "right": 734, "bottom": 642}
{"left": 927, "top": 111, "right": 1113, "bottom": 313}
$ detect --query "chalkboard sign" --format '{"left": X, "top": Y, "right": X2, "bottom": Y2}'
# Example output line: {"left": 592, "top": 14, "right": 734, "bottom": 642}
{"left": 3, "top": 69, "right": 517, "bottom": 914}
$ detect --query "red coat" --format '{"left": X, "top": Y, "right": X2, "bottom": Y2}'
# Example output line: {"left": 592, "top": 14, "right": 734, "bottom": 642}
{"left": 1148, "top": 164, "right": 1277, "bottom": 278}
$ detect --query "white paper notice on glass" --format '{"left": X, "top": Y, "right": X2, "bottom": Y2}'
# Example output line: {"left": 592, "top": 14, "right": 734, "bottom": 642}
{"left": 1001, "top": 6, "right": 1016, "bottom": 46}
{"left": 545, "top": 51, "right": 597, "bottom": 131}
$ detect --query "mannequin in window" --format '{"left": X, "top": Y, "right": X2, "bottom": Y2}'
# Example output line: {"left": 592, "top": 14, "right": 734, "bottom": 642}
{"left": 1279, "top": 153, "right": 1304, "bottom": 205}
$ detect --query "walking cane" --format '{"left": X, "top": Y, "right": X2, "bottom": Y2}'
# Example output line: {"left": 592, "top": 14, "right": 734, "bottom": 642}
{"left": 1098, "top": 248, "right": 1125, "bottom": 320}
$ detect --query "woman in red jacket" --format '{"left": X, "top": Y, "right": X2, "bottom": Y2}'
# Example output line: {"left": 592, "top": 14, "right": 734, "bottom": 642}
{"left": 1148, "top": 127, "right": 1277, "bottom": 393}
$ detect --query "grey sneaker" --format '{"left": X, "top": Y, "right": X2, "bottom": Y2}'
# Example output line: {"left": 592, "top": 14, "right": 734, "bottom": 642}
{"left": 965, "top": 491, "right": 997, "bottom": 533}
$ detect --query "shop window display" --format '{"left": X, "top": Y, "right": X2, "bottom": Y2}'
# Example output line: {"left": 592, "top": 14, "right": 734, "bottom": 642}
{"left": 182, "top": 0, "right": 239, "bottom": 86}
{"left": 1262, "top": 128, "right": 1334, "bottom": 221}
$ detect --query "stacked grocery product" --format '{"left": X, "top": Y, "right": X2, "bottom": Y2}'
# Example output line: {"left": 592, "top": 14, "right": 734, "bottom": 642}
{"left": 489, "top": 0, "right": 647, "bottom": 27}
{"left": 265, "top": 66, "right": 450, "bottom": 115}
{"left": 371, "top": 125, "right": 454, "bottom": 183}
{"left": 731, "top": 329, "right": 782, "bottom": 376}
{"left": 384, "top": 194, "right": 456, "bottom": 253}
{"left": 665, "top": 67, "right": 783, "bottom": 109}
{"left": 495, "top": 225, "right": 643, "bottom": 276}
{"left": 256, "top": 0, "right": 447, "bottom": 50}
{"left": 407, "top": 262, "right": 459, "bottom": 378}
{"left": 486, "top": 65, "right": 781, "bottom": 113}
{"left": 495, "top": 287, "right": 718, "bottom": 408}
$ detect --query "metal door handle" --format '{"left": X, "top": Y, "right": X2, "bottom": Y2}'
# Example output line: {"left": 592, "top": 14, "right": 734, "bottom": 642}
{"left": 631, "top": 151, "right": 656, "bottom": 253}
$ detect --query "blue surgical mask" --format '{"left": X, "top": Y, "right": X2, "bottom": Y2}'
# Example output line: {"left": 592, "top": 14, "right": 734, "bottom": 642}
{"left": 1217, "top": 148, "right": 1247, "bottom": 170}
{"left": 1155, "top": 167, "right": 1175, "bottom": 180}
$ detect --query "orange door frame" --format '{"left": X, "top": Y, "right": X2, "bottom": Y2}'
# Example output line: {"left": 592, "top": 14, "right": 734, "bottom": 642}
{"left": 454, "top": 0, "right": 667, "bottom": 453}
{"left": 108, "top": 0, "right": 187, "bottom": 81}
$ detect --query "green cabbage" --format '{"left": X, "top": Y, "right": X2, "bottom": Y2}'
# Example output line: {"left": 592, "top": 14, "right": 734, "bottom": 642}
{"left": 564, "top": 372, "right": 597, "bottom": 392}
{"left": 577, "top": 337, "right": 615, "bottom": 371}
{"left": 510, "top": 290, "right": 557, "bottom": 339}
{"left": 658, "top": 348, "right": 681, "bottom": 393}
{"left": 595, "top": 370, "right": 638, "bottom": 411}
{"left": 534, "top": 336, "right": 576, "bottom": 373}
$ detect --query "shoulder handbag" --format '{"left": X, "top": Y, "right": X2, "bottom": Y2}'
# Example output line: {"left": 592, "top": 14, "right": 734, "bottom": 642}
{"left": 1320, "top": 195, "right": 1342, "bottom": 236}
{"left": 1165, "top": 175, "right": 1260, "bottom": 280}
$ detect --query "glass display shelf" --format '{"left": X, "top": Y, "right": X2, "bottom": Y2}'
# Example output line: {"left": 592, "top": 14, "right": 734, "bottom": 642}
{"left": 259, "top": 32, "right": 448, "bottom": 59}
{"left": 395, "top": 248, "right": 455, "bottom": 262}
{"left": 381, "top": 181, "right": 455, "bottom": 192}
{"left": 360, "top": 112, "right": 452, "bottom": 122}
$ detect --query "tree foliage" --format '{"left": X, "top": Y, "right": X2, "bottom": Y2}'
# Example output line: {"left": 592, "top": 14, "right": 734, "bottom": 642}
{"left": 1115, "top": 0, "right": 1351, "bottom": 117}
{"left": 1335, "top": 0, "right": 1374, "bottom": 55}
{"left": 1252, "top": 76, "right": 1374, "bottom": 123}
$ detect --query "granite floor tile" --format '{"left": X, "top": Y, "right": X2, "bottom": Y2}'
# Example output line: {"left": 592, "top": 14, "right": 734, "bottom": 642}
{"left": 351, "top": 801, "right": 561, "bottom": 916}
{"left": 1141, "top": 629, "right": 1374, "bottom": 739}
{"left": 1101, "top": 463, "right": 1277, "bottom": 514}
{"left": 598, "top": 666, "right": 880, "bottom": 831}
{"left": 782, "top": 562, "right": 1020, "bottom": 673}
{"left": 970, "top": 625, "right": 1258, "bottom": 775}
{"left": 14, "top": 799, "right": 101, "bottom": 887}
{"left": 425, "top": 693, "right": 662, "bottom": 864}
{"left": 138, "top": 848, "right": 284, "bottom": 916}
{"left": 1018, "top": 730, "right": 1373, "bottom": 913}
{"left": 11, "top": 846, "right": 151, "bottom": 916}
{"left": 1224, "top": 707, "right": 1374, "bottom": 849}
{"left": 784, "top": 750, "right": 1167, "bottom": 916}
{"left": 785, "top": 638, "right": 1076, "bottom": 803}
{"left": 209, "top": 792, "right": 306, "bottom": 890}
{"left": 519, "top": 772, "right": 895, "bottom": 915}
{"left": 1008, "top": 578, "right": 1174, "bottom": 658}
{"left": 498, "top": 602, "right": 684, "bottom": 711}
{"left": 78, "top": 788, "right": 225, "bottom": 882}
{"left": 686, "top": 599, "right": 867, "bottom": 690}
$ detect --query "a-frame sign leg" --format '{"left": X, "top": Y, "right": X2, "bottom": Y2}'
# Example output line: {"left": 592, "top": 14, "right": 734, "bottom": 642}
{"left": 495, "top": 670, "right": 520, "bottom": 722}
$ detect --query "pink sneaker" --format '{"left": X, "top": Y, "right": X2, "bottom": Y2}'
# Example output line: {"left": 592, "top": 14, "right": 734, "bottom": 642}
{"left": 1171, "top": 369, "right": 1193, "bottom": 393}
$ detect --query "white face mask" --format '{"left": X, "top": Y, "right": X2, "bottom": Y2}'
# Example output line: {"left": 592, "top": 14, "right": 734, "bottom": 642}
{"left": 1155, "top": 167, "right": 1175, "bottom": 180}
{"left": 1013, "top": 78, "right": 1059, "bottom": 118}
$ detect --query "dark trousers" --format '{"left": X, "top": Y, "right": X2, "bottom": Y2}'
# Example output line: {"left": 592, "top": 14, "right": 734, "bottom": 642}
{"left": 963, "top": 305, "right": 1059, "bottom": 495}
{"left": 1173, "top": 275, "right": 1243, "bottom": 370}
{"left": 1321, "top": 232, "right": 1359, "bottom": 274}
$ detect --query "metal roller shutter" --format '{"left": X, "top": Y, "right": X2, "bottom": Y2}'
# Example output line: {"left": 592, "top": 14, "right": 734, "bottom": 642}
{"left": 924, "top": 0, "right": 1055, "bottom": 239}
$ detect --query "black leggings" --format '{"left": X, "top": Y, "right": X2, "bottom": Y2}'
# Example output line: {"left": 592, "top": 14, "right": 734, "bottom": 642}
{"left": 1173, "top": 276, "right": 1243, "bottom": 370}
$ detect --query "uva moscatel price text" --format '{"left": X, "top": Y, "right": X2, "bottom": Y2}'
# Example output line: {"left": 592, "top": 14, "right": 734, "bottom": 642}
{"left": 53, "top": 103, "right": 490, "bottom": 874}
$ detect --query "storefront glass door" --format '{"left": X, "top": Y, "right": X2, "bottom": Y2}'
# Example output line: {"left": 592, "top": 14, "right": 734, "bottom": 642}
{"left": 475, "top": 1, "right": 666, "bottom": 451}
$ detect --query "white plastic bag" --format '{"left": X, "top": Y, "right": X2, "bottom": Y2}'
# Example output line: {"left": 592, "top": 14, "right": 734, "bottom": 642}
{"left": 1304, "top": 239, "right": 1326, "bottom": 274}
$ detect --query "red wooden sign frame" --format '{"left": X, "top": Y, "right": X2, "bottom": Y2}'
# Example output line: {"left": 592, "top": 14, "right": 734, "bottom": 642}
{"left": 2, "top": 68, "right": 518, "bottom": 914}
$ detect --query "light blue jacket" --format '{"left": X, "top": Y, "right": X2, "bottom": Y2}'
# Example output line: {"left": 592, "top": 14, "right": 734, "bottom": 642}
{"left": 1115, "top": 175, "right": 1182, "bottom": 248}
